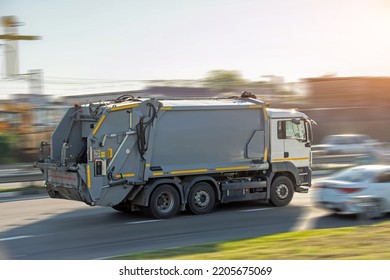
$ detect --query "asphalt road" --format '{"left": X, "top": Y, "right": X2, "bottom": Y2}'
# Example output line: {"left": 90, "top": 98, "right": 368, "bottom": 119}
{"left": 1, "top": 177, "right": 383, "bottom": 260}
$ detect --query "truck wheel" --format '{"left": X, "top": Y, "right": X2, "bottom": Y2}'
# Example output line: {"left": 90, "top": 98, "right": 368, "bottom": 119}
{"left": 188, "top": 182, "right": 215, "bottom": 215}
{"left": 149, "top": 185, "right": 180, "bottom": 219}
{"left": 358, "top": 197, "right": 385, "bottom": 220}
{"left": 269, "top": 176, "right": 294, "bottom": 207}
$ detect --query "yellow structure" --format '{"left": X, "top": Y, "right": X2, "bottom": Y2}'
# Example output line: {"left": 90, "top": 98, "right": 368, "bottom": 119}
{"left": 0, "top": 101, "right": 53, "bottom": 154}
{"left": 0, "top": 101, "right": 33, "bottom": 133}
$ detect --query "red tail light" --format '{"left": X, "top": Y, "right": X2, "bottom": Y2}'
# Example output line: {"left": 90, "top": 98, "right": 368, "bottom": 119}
{"left": 337, "top": 187, "right": 363, "bottom": 193}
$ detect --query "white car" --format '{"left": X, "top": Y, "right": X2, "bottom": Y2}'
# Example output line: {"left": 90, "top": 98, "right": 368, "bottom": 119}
{"left": 312, "top": 165, "right": 390, "bottom": 218}
{"left": 318, "top": 134, "right": 381, "bottom": 155}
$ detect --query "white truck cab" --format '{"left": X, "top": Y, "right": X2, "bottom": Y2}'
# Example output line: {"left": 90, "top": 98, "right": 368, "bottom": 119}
{"left": 268, "top": 108, "right": 312, "bottom": 168}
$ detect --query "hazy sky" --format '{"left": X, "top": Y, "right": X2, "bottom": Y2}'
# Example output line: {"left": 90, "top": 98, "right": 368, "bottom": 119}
{"left": 1, "top": 0, "right": 390, "bottom": 88}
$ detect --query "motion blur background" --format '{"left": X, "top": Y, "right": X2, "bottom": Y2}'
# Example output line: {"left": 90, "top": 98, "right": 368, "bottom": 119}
{"left": 2, "top": 0, "right": 390, "bottom": 262}
{"left": 1, "top": 0, "right": 390, "bottom": 167}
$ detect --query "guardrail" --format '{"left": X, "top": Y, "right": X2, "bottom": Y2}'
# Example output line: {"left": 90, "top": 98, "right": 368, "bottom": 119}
{"left": 312, "top": 153, "right": 363, "bottom": 164}
{"left": 0, "top": 164, "right": 43, "bottom": 184}
{"left": 0, "top": 172, "right": 43, "bottom": 184}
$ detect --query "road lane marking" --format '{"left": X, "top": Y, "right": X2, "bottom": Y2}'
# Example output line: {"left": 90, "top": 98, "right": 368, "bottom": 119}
{"left": 0, "top": 235, "right": 34, "bottom": 242}
{"left": 291, "top": 207, "right": 320, "bottom": 231}
{"left": 0, "top": 169, "right": 20, "bottom": 173}
{"left": 0, "top": 195, "right": 48, "bottom": 202}
{"left": 125, "top": 220, "right": 162, "bottom": 225}
{"left": 237, "top": 208, "right": 272, "bottom": 213}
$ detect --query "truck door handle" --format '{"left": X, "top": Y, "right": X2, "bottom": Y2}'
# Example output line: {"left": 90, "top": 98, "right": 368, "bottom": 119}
{"left": 284, "top": 152, "right": 289, "bottom": 158}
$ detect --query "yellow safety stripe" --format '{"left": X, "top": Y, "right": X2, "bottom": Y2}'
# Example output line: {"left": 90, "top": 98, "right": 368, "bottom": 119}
{"left": 161, "top": 105, "right": 264, "bottom": 111}
{"left": 86, "top": 165, "right": 91, "bottom": 188}
{"left": 114, "top": 173, "right": 135, "bottom": 178}
{"left": 263, "top": 108, "right": 268, "bottom": 120}
{"left": 264, "top": 147, "right": 268, "bottom": 161}
{"left": 171, "top": 169, "right": 208, "bottom": 175}
{"left": 110, "top": 103, "right": 140, "bottom": 111}
{"left": 151, "top": 165, "right": 255, "bottom": 177}
{"left": 107, "top": 148, "right": 113, "bottom": 158}
{"left": 92, "top": 115, "right": 106, "bottom": 135}
{"left": 153, "top": 166, "right": 250, "bottom": 176}
{"left": 248, "top": 105, "right": 262, "bottom": 109}
{"left": 272, "top": 157, "right": 310, "bottom": 162}
{"left": 215, "top": 166, "right": 250, "bottom": 171}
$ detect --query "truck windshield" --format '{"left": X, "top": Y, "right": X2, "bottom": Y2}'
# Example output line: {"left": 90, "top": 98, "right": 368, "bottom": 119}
{"left": 278, "top": 120, "right": 307, "bottom": 142}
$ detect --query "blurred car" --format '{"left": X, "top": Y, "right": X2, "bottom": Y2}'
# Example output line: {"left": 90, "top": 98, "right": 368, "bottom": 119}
{"left": 312, "top": 165, "right": 390, "bottom": 218}
{"left": 316, "top": 134, "right": 382, "bottom": 155}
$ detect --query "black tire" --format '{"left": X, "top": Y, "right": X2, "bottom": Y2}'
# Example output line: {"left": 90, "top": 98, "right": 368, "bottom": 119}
{"left": 188, "top": 182, "right": 216, "bottom": 215}
{"left": 358, "top": 197, "right": 385, "bottom": 220}
{"left": 269, "top": 175, "right": 294, "bottom": 207}
{"left": 149, "top": 185, "right": 180, "bottom": 219}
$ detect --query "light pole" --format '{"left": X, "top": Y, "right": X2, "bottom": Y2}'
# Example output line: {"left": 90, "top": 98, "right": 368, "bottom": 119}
{"left": 0, "top": 16, "right": 41, "bottom": 78}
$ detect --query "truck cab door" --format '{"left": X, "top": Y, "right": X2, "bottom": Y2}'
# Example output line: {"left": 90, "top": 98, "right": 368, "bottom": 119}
{"left": 270, "top": 118, "right": 311, "bottom": 167}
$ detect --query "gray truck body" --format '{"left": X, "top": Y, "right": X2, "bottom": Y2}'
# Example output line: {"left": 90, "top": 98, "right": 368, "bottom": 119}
{"left": 35, "top": 96, "right": 314, "bottom": 218}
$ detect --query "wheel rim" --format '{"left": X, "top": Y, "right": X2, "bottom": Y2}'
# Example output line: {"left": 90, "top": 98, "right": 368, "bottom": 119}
{"left": 275, "top": 184, "right": 289, "bottom": 200}
{"left": 365, "top": 201, "right": 382, "bottom": 219}
{"left": 156, "top": 192, "right": 174, "bottom": 213}
{"left": 193, "top": 190, "right": 210, "bottom": 208}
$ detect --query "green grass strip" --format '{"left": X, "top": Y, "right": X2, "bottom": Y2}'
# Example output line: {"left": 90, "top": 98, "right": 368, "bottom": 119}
{"left": 110, "top": 221, "right": 390, "bottom": 260}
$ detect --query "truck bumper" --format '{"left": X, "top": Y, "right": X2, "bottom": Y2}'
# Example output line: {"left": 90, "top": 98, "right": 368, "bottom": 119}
{"left": 35, "top": 161, "right": 137, "bottom": 207}
{"left": 35, "top": 161, "right": 94, "bottom": 205}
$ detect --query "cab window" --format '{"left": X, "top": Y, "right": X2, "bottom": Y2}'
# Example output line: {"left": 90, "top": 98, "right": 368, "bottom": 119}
{"left": 375, "top": 171, "right": 390, "bottom": 183}
{"left": 278, "top": 120, "right": 307, "bottom": 142}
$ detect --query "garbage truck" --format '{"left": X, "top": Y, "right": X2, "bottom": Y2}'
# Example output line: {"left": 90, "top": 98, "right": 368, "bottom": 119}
{"left": 35, "top": 94, "right": 315, "bottom": 218}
